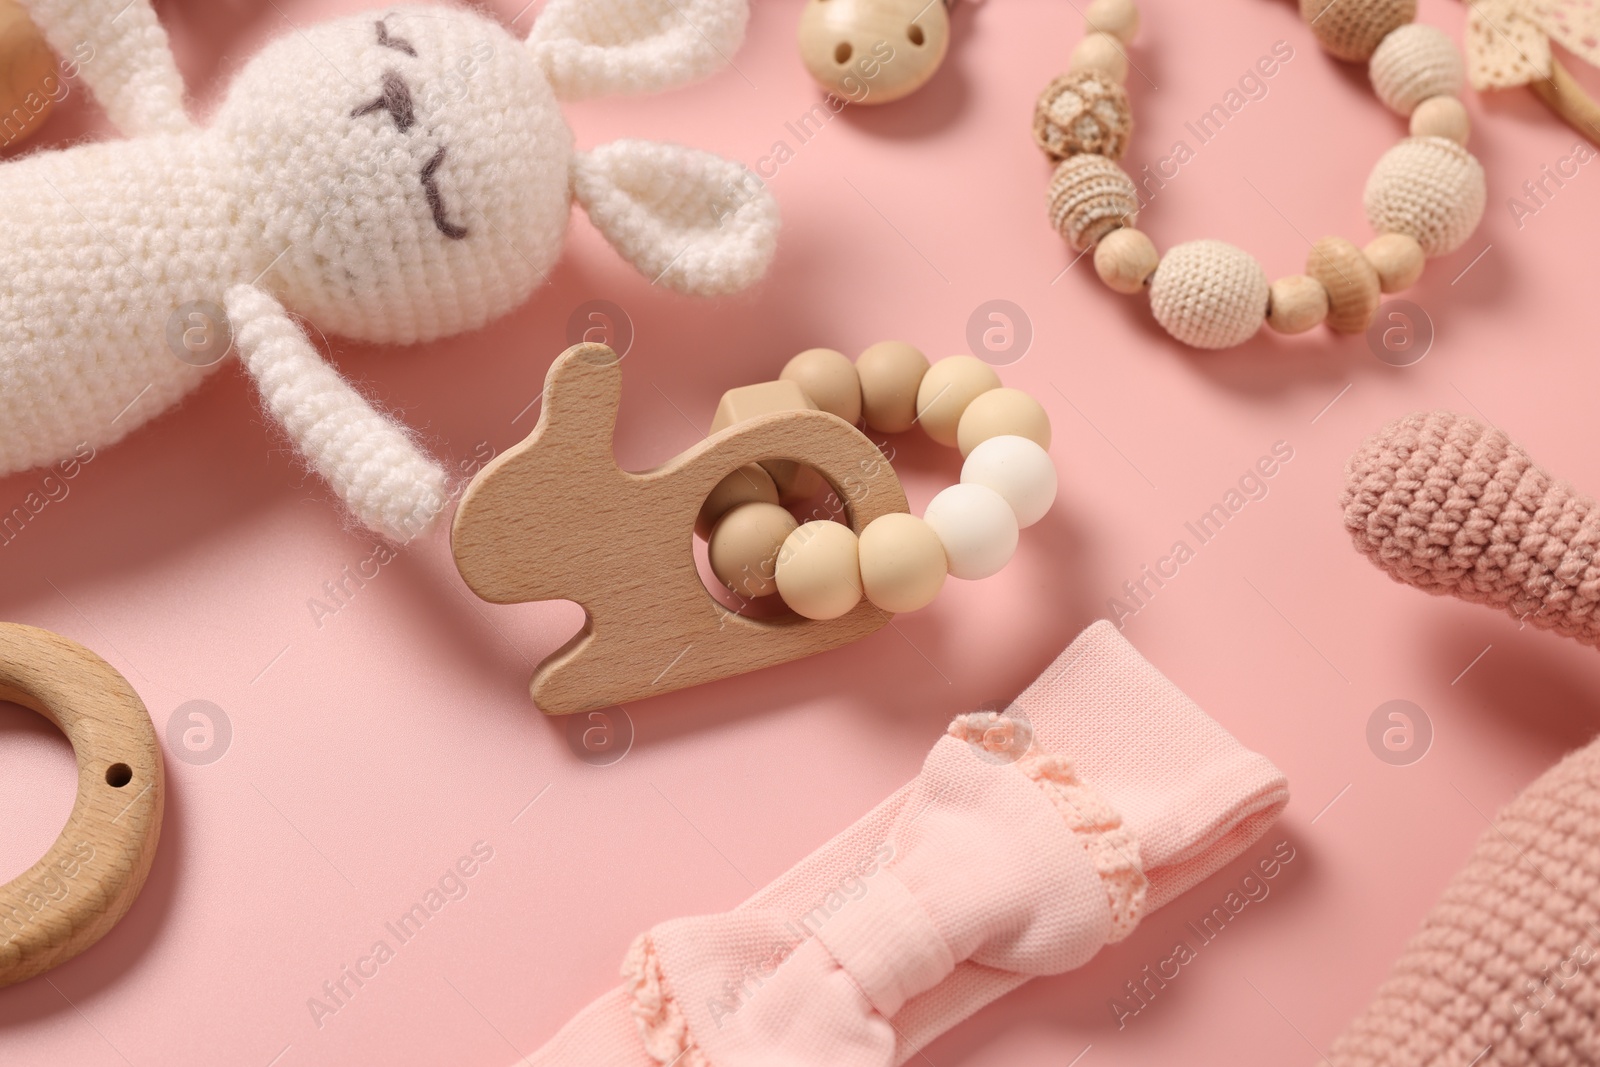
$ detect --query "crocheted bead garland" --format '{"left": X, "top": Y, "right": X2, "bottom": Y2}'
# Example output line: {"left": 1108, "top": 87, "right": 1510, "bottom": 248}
{"left": 700, "top": 343, "right": 1058, "bottom": 620}
{"left": 1038, "top": 0, "right": 1487, "bottom": 350}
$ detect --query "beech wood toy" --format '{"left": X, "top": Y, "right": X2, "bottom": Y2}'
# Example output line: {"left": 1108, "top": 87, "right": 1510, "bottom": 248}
{"left": 0, "top": 0, "right": 54, "bottom": 150}
{"left": 0, "top": 623, "right": 163, "bottom": 988}
{"left": 797, "top": 0, "right": 951, "bottom": 104}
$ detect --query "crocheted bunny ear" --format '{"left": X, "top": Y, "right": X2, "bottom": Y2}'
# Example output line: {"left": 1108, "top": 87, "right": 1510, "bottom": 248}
{"left": 526, "top": 0, "right": 748, "bottom": 100}
{"left": 572, "top": 140, "right": 779, "bottom": 296}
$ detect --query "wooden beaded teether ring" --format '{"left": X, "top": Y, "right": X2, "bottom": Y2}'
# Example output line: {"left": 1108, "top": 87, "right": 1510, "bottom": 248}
{"left": 1037, "top": 0, "right": 1487, "bottom": 349}
{"left": 0, "top": 623, "right": 164, "bottom": 987}
{"left": 798, "top": 0, "right": 953, "bottom": 104}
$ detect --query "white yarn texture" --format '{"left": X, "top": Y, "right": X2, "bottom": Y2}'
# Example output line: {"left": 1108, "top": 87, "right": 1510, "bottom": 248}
{"left": 1364, "top": 136, "right": 1486, "bottom": 256}
{"left": 1368, "top": 23, "right": 1465, "bottom": 115}
{"left": 2, "top": 0, "right": 778, "bottom": 540}
{"left": 1148, "top": 240, "right": 1269, "bottom": 350}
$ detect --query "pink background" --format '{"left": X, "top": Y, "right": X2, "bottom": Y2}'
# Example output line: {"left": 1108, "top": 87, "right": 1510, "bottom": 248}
{"left": 3, "top": 0, "right": 1599, "bottom": 1063}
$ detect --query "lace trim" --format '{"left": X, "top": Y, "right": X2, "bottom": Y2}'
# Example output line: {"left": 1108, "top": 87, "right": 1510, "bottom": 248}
{"left": 622, "top": 932, "right": 710, "bottom": 1067}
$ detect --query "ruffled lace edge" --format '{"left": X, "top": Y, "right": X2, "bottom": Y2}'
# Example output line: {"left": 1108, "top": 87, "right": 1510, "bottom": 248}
{"left": 622, "top": 932, "right": 711, "bottom": 1067}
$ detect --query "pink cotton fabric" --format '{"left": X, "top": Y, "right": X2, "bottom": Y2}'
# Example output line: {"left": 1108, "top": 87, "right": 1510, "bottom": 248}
{"left": 518, "top": 621, "right": 1290, "bottom": 1067}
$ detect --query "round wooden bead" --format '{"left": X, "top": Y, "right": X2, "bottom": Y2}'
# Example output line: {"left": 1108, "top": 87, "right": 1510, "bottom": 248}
{"left": 1071, "top": 32, "right": 1128, "bottom": 82}
{"left": 775, "top": 520, "right": 863, "bottom": 620}
{"left": 858, "top": 513, "right": 947, "bottom": 613}
{"left": 961, "top": 435, "right": 1058, "bottom": 528}
{"left": 1364, "top": 233, "right": 1426, "bottom": 293}
{"left": 1266, "top": 275, "right": 1330, "bottom": 335}
{"left": 856, "top": 341, "right": 930, "bottom": 434}
{"left": 1094, "top": 227, "right": 1159, "bottom": 293}
{"left": 916, "top": 355, "right": 1001, "bottom": 448}
{"left": 1148, "top": 239, "right": 1269, "bottom": 349}
{"left": 1369, "top": 24, "right": 1464, "bottom": 115}
{"left": 696, "top": 463, "right": 780, "bottom": 540}
{"left": 709, "top": 502, "right": 797, "bottom": 598}
{"left": 1033, "top": 71, "right": 1133, "bottom": 161}
{"left": 1363, "top": 136, "right": 1486, "bottom": 256}
{"left": 0, "top": 0, "right": 57, "bottom": 150}
{"left": 1410, "top": 94, "right": 1469, "bottom": 145}
{"left": 1046, "top": 154, "right": 1140, "bottom": 252}
{"left": 922, "top": 484, "right": 1019, "bottom": 580}
{"left": 956, "top": 388, "right": 1052, "bottom": 458}
{"left": 797, "top": 0, "right": 950, "bottom": 105}
{"left": 1306, "top": 236, "right": 1382, "bottom": 333}
{"left": 781, "top": 347, "right": 862, "bottom": 425}
{"left": 1085, "top": 0, "right": 1140, "bottom": 44}
{"left": 1299, "top": 0, "right": 1417, "bottom": 62}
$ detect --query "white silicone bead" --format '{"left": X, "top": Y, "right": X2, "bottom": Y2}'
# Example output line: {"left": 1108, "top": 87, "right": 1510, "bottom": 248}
{"left": 960, "top": 436, "right": 1058, "bottom": 528}
{"left": 922, "top": 483, "right": 1019, "bottom": 580}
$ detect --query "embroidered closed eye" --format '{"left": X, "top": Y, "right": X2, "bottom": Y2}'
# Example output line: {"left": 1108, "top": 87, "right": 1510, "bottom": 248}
{"left": 375, "top": 18, "right": 417, "bottom": 56}
{"left": 351, "top": 69, "right": 415, "bottom": 131}
{"left": 421, "top": 147, "right": 468, "bottom": 240}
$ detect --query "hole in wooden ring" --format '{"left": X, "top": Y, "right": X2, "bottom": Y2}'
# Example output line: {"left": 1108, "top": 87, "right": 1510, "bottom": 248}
{"left": 105, "top": 762, "right": 133, "bottom": 788}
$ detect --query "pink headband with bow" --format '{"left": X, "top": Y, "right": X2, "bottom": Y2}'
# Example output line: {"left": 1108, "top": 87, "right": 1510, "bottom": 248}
{"left": 521, "top": 621, "right": 1290, "bottom": 1067}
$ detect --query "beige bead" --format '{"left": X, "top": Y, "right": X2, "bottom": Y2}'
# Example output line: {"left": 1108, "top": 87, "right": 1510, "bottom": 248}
{"left": 1085, "top": 0, "right": 1140, "bottom": 43}
{"left": 915, "top": 356, "right": 1001, "bottom": 448}
{"left": 709, "top": 502, "right": 798, "bottom": 599}
{"left": 797, "top": 0, "right": 950, "bottom": 105}
{"left": 858, "top": 513, "right": 947, "bottom": 613}
{"left": 1094, "top": 227, "right": 1159, "bottom": 294}
{"left": 781, "top": 348, "right": 862, "bottom": 425}
{"left": 775, "top": 521, "right": 863, "bottom": 620}
{"left": 0, "top": 0, "right": 56, "bottom": 150}
{"left": 1071, "top": 32, "right": 1128, "bottom": 82}
{"left": 1033, "top": 70, "right": 1133, "bottom": 161}
{"left": 1363, "top": 136, "right": 1486, "bottom": 256}
{"left": 696, "top": 464, "right": 779, "bottom": 540}
{"left": 1046, "top": 154, "right": 1139, "bottom": 252}
{"left": 1410, "top": 94, "right": 1469, "bottom": 145}
{"left": 1266, "top": 276, "right": 1330, "bottom": 334}
{"left": 710, "top": 379, "right": 823, "bottom": 503}
{"left": 1364, "top": 233, "right": 1426, "bottom": 293}
{"left": 956, "top": 388, "right": 1052, "bottom": 458}
{"left": 856, "top": 341, "right": 930, "bottom": 434}
{"left": 1306, "top": 236, "right": 1382, "bottom": 334}
{"left": 1300, "top": 0, "right": 1417, "bottom": 62}
{"left": 1148, "top": 239, "right": 1269, "bottom": 349}
{"left": 1369, "top": 24, "right": 1464, "bottom": 115}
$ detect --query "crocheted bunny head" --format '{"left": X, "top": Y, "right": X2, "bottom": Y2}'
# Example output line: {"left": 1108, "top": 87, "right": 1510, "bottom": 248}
{"left": 213, "top": 8, "right": 571, "bottom": 344}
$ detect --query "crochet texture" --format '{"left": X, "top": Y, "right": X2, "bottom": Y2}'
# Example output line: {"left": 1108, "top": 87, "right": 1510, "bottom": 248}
{"left": 1148, "top": 239, "right": 1269, "bottom": 350}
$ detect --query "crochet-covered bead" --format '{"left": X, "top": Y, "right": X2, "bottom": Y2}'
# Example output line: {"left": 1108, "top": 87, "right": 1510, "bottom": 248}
{"left": 696, "top": 463, "right": 779, "bottom": 540}
{"left": 1071, "top": 32, "right": 1128, "bottom": 82}
{"left": 1085, "top": 0, "right": 1140, "bottom": 44}
{"left": 709, "top": 502, "right": 797, "bottom": 598}
{"left": 916, "top": 355, "right": 1001, "bottom": 448}
{"left": 1364, "top": 233, "right": 1426, "bottom": 293}
{"left": 1369, "top": 24, "right": 1464, "bottom": 115}
{"left": 1094, "top": 227, "right": 1158, "bottom": 293}
{"left": 1410, "top": 94, "right": 1469, "bottom": 144}
{"left": 1307, "top": 236, "right": 1382, "bottom": 333}
{"left": 1300, "top": 0, "right": 1417, "bottom": 62}
{"left": 1148, "top": 240, "right": 1268, "bottom": 350}
{"left": 781, "top": 348, "right": 861, "bottom": 425}
{"left": 856, "top": 341, "right": 930, "bottom": 434}
{"left": 957, "top": 388, "right": 1052, "bottom": 457}
{"left": 775, "top": 521, "right": 862, "bottom": 620}
{"left": 1266, "top": 275, "right": 1329, "bottom": 334}
{"left": 1033, "top": 71, "right": 1132, "bottom": 161}
{"left": 858, "top": 513, "right": 947, "bottom": 613}
{"left": 1046, "top": 154, "right": 1139, "bottom": 252}
{"left": 923, "top": 483, "right": 1019, "bottom": 580}
{"left": 1364, "top": 136, "right": 1486, "bottom": 256}
{"left": 961, "top": 435, "right": 1058, "bottom": 528}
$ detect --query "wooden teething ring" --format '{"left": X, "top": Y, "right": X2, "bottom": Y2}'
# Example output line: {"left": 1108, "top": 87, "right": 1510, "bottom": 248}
{"left": 0, "top": 623, "right": 164, "bottom": 988}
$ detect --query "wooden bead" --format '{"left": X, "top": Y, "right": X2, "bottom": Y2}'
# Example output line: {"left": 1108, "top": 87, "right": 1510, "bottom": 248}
{"left": 1363, "top": 136, "right": 1486, "bottom": 256}
{"left": 775, "top": 521, "right": 863, "bottom": 620}
{"left": 961, "top": 435, "right": 1058, "bottom": 528}
{"left": 922, "top": 484, "right": 1019, "bottom": 580}
{"left": 856, "top": 341, "right": 930, "bottom": 434}
{"left": 1364, "top": 233, "right": 1426, "bottom": 293}
{"left": 1299, "top": 0, "right": 1417, "bottom": 62}
{"left": 1071, "top": 32, "right": 1128, "bottom": 82}
{"left": 1306, "top": 236, "right": 1382, "bottom": 333}
{"left": 858, "top": 513, "right": 947, "bottom": 613}
{"left": 710, "top": 379, "right": 822, "bottom": 503}
{"left": 915, "top": 355, "right": 1001, "bottom": 448}
{"left": 1369, "top": 24, "right": 1464, "bottom": 115}
{"left": 1046, "top": 154, "right": 1139, "bottom": 252}
{"left": 0, "top": 0, "right": 57, "bottom": 151}
{"left": 709, "top": 502, "right": 798, "bottom": 599}
{"left": 1266, "top": 275, "right": 1330, "bottom": 334}
{"left": 696, "top": 463, "right": 779, "bottom": 540}
{"left": 1034, "top": 71, "right": 1133, "bottom": 161}
{"left": 797, "top": 0, "right": 950, "bottom": 105}
{"left": 1085, "top": 0, "right": 1140, "bottom": 44}
{"left": 781, "top": 347, "right": 862, "bottom": 425}
{"left": 956, "top": 388, "right": 1052, "bottom": 458}
{"left": 1410, "top": 94, "right": 1469, "bottom": 145}
{"left": 1094, "top": 227, "right": 1159, "bottom": 294}
{"left": 1148, "top": 239, "right": 1268, "bottom": 349}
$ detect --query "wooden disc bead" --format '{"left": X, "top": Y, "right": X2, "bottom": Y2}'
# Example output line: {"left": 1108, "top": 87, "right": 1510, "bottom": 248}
{"left": 1085, "top": 0, "right": 1140, "bottom": 44}
{"left": 1307, "top": 236, "right": 1382, "bottom": 333}
{"left": 0, "top": 0, "right": 56, "bottom": 150}
{"left": 782, "top": 347, "right": 862, "bottom": 425}
{"left": 956, "top": 388, "right": 1052, "bottom": 457}
{"left": 797, "top": 0, "right": 950, "bottom": 105}
{"left": 1266, "top": 275, "right": 1330, "bottom": 334}
{"left": 1094, "top": 227, "right": 1159, "bottom": 293}
{"left": 1369, "top": 24, "right": 1464, "bottom": 115}
{"left": 916, "top": 355, "right": 1001, "bottom": 448}
{"left": 1410, "top": 94, "right": 1469, "bottom": 145}
{"left": 858, "top": 513, "right": 947, "bottom": 613}
{"left": 709, "top": 502, "right": 797, "bottom": 598}
{"left": 1033, "top": 70, "right": 1133, "bottom": 161}
{"left": 1299, "top": 0, "right": 1417, "bottom": 62}
{"left": 775, "top": 520, "right": 863, "bottom": 620}
{"left": 1364, "top": 233, "right": 1426, "bottom": 293}
{"left": 1046, "top": 153, "right": 1139, "bottom": 252}
{"left": 696, "top": 463, "right": 779, "bottom": 540}
{"left": 856, "top": 341, "right": 930, "bottom": 434}
{"left": 1071, "top": 32, "right": 1128, "bottom": 82}
{"left": 1364, "top": 136, "right": 1486, "bottom": 256}
{"left": 1148, "top": 239, "right": 1269, "bottom": 349}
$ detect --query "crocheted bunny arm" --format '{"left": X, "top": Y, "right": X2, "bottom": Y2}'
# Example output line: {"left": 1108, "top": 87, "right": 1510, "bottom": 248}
{"left": 16, "top": 0, "right": 190, "bottom": 136}
{"left": 224, "top": 285, "right": 448, "bottom": 544}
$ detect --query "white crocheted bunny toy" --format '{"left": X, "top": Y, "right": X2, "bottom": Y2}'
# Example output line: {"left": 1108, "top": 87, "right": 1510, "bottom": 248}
{"left": 0, "top": 0, "right": 779, "bottom": 540}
